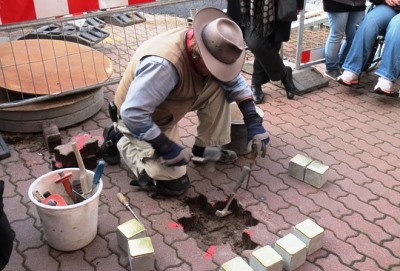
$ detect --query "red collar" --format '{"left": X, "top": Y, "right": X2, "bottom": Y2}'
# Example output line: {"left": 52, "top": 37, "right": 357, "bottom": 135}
{"left": 185, "top": 29, "right": 196, "bottom": 70}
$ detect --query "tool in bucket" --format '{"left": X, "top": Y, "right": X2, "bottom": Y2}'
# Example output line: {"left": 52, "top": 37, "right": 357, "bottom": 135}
{"left": 32, "top": 190, "right": 46, "bottom": 202}
{"left": 215, "top": 166, "right": 250, "bottom": 218}
{"left": 70, "top": 159, "right": 105, "bottom": 203}
{"left": 117, "top": 192, "right": 143, "bottom": 225}
{"left": 72, "top": 142, "right": 91, "bottom": 202}
{"left": 41, "top": 193, "right": 68, "bottom": 206}
{"left": 54, "top": 171, "right": 74, "bottom": 200}
{"left": 32, "top": 189, "right": 67, "bottom": 206}
{"left": 91, "top": 159, "right": 105, "bottom": 196}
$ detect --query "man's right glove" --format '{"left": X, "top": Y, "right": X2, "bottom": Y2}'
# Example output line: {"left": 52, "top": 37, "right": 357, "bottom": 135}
{"left": 148, "top": 133, "right": 192, "bottom": 167}
{"left": 238, "top": 99, "right": 270, "bottom": 157}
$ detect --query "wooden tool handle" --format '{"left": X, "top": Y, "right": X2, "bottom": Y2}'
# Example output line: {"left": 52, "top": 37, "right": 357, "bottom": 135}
{"left": 72, "top": 142, "right": 90, "bottom": 193}
{"left": 117, "top": 192, "right": 129, "bottom": 207}
{"left": 72, "top": 142, "right": 85, "bottom": 171}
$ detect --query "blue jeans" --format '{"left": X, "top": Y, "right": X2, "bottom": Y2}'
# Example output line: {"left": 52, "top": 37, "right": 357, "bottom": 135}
{"left": 342, "top": 4, "right": 400, "bottom": 82}
{"left": 325, "top": 10, "right": 365, "bottom": 72}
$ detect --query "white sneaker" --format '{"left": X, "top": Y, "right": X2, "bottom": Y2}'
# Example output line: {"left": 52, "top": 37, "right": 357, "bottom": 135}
{"left": 374, "top": 77, "right": 393, "bottom": 93}
{"left": 337, "top": 71, "right": 359, "bottom": 86}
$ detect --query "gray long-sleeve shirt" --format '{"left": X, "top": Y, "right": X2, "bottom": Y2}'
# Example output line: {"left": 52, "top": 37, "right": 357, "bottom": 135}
{"left": 120, "top": 56, "right": 252, "bottom": 142}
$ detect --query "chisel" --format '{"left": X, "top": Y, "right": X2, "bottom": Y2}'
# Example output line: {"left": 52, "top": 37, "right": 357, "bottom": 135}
{"left": 117, "top": 192, "right": 142, "bottom": 225}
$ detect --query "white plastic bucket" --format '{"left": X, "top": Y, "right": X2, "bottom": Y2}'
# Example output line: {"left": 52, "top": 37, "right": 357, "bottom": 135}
{"left": 223, "top": 102, "right": 264, "bottom": 155}
{"left": 28, "top": 168, "right": 103, "bottom": 251}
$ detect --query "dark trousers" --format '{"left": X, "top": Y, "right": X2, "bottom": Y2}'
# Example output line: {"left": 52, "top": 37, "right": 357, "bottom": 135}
{"left": 0, "top": 181, "right": 15, "bottom": 270}
{"left": 244, "top": 26, "right": 286, "bottom": 86}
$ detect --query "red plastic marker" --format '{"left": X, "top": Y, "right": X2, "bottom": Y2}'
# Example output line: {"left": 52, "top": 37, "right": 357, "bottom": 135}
{"left": 41, "top": 194, "right": 68, "bottom": 206}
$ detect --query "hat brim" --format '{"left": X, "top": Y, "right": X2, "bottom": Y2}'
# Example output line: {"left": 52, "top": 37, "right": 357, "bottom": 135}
{"left": 193, "top": 8, "right": 245, "bottom": 83}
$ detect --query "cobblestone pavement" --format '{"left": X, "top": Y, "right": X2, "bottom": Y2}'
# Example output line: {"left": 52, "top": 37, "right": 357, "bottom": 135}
{"left": 1, "top": 60, "right": 400, "bottom": 271}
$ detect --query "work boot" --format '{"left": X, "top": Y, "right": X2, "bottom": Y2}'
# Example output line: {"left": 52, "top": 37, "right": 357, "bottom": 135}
{"left": 131, "top": 171, "right": 189, "bottom": 198}
{"left": 153, "top": 174, "right": 190, "bottom": 198}
{"left": 281, "top": 66, "right": 296, "bottom": 100}
{"left": 100, "top": 124, "right": 123, "bottom": 165}
{"left": 251, "top": 85, "right": 265, "bottom": 104}
{"left": 130, "top": 170, "right": 154, "bottom": 188}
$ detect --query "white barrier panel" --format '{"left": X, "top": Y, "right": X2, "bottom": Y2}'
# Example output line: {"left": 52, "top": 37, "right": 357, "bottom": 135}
{"left": 0, "top": 0, "right": 154, "bottom": 25}
{"left": 301, "top": 47, "right": 325, "bottom": 64}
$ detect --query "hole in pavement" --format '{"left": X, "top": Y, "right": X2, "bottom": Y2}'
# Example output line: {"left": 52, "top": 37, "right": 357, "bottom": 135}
{"left": 178, "top": 195, "right": 259, "bottom": 255}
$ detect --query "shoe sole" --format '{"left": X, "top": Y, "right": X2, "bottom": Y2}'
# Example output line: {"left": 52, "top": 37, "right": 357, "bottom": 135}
{"left": 370, "top": 87, "right": 400, "bottom": 97}
{"left": 191, "top": 157, "right": 237, "bottom": 165}
{"left": 337, "top": 77, "right": 359, "bottom": 87}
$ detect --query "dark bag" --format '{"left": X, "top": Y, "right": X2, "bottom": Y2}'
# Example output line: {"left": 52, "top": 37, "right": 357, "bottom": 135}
{"left": 276, "top": 0, "right": 298, "bottom": 22}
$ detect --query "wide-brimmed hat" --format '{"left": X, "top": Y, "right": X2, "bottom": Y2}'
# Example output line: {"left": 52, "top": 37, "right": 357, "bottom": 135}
{"left": 193, "top": 7, "right": 245, "bottom": 82}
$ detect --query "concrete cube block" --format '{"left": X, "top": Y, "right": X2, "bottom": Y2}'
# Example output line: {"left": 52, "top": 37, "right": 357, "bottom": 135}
{"left": 219, "top": 256, "right": 254, "bottom": 271}
{"left": 288, "top": 154, "right": 313, "bottom": 181}
{"left": 274, "top": 234, "right": 307, "bottom": 271}
{"left": 117, "top": 219, "right": 146, "bottom": 254}
{"left": 293, "top": 219, "right": 324, "bottom": 255}
{"left": 304, "top": 160, "right": 329, "bottom": 188}
{"left": 249, "top": 245, "right": 283, "bottom": 271}
{"left": 128, "top": 237, "right": 155, "bottom": 271}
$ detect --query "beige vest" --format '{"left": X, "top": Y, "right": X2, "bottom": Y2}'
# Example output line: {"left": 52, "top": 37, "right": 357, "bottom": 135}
{"left": 114, "top": 27, "right": 216, "bottom": 129}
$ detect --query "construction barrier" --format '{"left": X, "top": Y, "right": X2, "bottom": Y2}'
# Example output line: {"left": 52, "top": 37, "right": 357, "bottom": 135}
{"left": 283, "top": 0, "right": 328, "bottom": 69}
{"left": 0, "top": 0, "right": 341, "bottom": 131}
{"left": 0, "top": 0, "right": 153, "bottom": 25}
{"left": 0, "top": 0, "right": 226, "bottom": 110}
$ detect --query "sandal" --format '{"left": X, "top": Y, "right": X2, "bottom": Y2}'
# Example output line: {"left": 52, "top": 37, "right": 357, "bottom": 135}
{"left": 369, "top": 87, "right": 400, "bottom": 98}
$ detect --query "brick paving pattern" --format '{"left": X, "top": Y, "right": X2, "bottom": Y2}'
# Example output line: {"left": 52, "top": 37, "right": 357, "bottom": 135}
{"left": 1, "top": 62, "right": 400, "bottom": 271}
{"left": 1, "top": 4, "right": 400, "bottom": 271}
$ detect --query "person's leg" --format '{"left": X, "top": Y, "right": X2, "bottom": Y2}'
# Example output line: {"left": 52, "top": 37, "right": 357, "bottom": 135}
{"left": 251, "top": 58, "right": 268, "bottom": 103}
{"left": 244, "top": 27, "right": 295, "bottom": 99}
{"left": 373, "top": 14, "right": 400, "bottom": 93}
{"left": 244, "top": 26, "right": 286, "bottom": 81}
{"left": 338, "top": 10, "right": 365, "bottom": 66}
{"left": 191, "top": 78, "right": 237, "bottom": 163}
{"left": 117, "top": 121, "right": 186, "bottom": 181}
{"left": 191, "top": 78, "right": 231, "bottom": 147}
{"left": 342, "top": 5, "right": 396, "bottom": 76}
{"left": 325, "top": 12, "right": 348, "bottom": 72}
{"left": 246, "top": 30, "right": 270, "bottom": 104}
{"left": 252, "top": 58, "right": 270, "bottom": 86}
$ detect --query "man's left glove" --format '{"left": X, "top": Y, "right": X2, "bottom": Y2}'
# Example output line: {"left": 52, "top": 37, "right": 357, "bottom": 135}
{"left": 238, "top": 99, "right": 270, "bottom": 157}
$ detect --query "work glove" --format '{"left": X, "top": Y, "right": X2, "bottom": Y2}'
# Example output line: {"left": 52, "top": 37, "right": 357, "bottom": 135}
{"left": 148, "top": 133, "right": 192, "bottom": 167}
{"left": 238, "top": 99, "right": 270, "bottom": 157}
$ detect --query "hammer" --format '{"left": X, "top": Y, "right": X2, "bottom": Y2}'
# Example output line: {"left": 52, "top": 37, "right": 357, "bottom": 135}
{"left": 215, "top": 166, "right": 250, "bottom": 218}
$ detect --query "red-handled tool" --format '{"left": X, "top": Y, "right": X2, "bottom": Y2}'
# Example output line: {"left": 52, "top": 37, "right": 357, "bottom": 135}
{"left": 54, "top": 171, "right": 74, "bottom": 200}
{"left": 41, "top": 193, "right": 67, "bottom": 206}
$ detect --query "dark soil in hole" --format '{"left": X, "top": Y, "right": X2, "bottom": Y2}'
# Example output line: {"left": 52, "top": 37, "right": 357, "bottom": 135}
{"left": 178, "top": 195, "right": 259, "bottom": 255}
